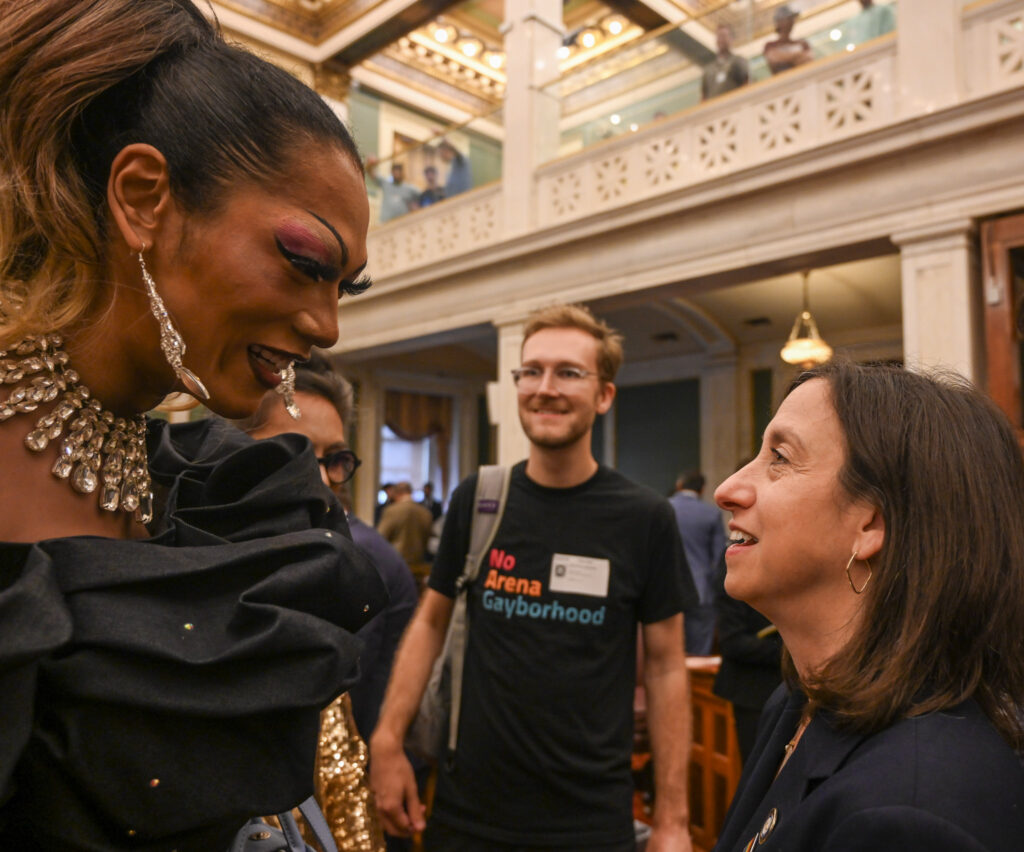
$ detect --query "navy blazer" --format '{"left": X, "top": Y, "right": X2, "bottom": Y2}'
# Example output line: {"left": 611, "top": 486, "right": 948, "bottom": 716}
{"left": 715, "top": 687, "right": 1024, "bottom": 852}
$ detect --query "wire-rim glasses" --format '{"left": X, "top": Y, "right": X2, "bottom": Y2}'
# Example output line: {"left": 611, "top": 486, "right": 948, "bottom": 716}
{"left": 511, "top": 366, "right": 597, "bottom": 392}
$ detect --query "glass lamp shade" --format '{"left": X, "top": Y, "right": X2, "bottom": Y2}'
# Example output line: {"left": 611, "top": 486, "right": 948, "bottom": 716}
{"left": 780, "top": 310, "right": 833, "bottom": 367}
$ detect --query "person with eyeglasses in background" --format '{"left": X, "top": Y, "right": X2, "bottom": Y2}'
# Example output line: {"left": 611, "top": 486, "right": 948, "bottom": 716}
{"left": 245, "top": 351, "right": 420, "bottom": 852}
{"left": 370, "top": 303, "right": 698, "bottom": 852}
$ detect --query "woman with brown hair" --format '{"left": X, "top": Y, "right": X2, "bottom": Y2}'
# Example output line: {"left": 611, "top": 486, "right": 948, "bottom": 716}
{"left": 0, "top": 1, "right": 386, "bottom": 848}
{"left": 713, "top": 361, "right": 1024, "bottom": 852}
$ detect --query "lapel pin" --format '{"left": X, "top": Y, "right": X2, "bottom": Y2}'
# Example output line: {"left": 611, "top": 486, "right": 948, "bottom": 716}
{"left": 758, "top": 807, "right": 779, "bottom": 844}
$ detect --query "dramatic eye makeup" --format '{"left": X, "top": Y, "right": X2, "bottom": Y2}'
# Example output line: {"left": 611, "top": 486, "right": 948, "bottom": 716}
{"left": 275, "top": 213, "right": 373, "bottom": 298}
{"left": 341, "top": 269, "right": 373, "bottom": 297}
{"left": 275, "top": 220, "right": 339, "bottom": 283}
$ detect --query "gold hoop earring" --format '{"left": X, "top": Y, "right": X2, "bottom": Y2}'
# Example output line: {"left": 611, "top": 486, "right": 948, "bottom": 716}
{"left": 846, "top": 551, "right": 872, "bottom": 595}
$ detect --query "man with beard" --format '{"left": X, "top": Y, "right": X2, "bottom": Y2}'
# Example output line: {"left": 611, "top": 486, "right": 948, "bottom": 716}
{"left": 370, "top": 304, "right": 697, "bottom": 852}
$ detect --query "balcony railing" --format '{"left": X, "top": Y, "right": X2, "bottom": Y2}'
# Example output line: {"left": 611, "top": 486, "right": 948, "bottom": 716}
{"left": 366, "top": 0, "right": 1023, "bottom": 281}
{"left": 536, "top": 34, "right": 894, "bottom": 228}
{"left": 369, "top": 181, "right": 503, "bottom": 278}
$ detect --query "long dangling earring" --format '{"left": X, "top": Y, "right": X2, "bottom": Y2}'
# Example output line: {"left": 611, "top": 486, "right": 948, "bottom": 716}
{"left": 845, "top": 551, "right": 873, "bottom": 595}
{"left": 276, "top": 361, "right": 301, "bottom": 420}
{"left": 138, "top": 251, "right": 210, "bottom": 401}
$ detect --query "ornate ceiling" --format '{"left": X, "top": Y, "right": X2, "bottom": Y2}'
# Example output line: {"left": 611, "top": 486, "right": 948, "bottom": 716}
{"left": 213, "top": 0, "right": 824, "bottom": 116}
{"left": 216, "top": 0, "right": 373, "bottom": 42}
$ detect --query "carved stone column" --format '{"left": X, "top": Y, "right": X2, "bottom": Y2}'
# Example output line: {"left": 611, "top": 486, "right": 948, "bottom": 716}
{"left": 351, "top": 368, "right": 384, "bottom": 522}
{"left": 500, "top": 0, "right": 563, "bottom": 237}
{"left": 493, "top": 315, "right": 532, "bottom": 465}
{"left": 893, "top": 218, "right": 982, "bottom": 382}
{"left": 700, "top": 355, "right": 739, "bottom": 495}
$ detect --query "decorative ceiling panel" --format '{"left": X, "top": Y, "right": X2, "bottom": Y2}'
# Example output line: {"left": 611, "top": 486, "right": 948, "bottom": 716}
{"left": 361, "top": 53, "right": 500, "bottom": 113}
{"left": 220, "top": 0, "right": 671, "bottom": 117}
{"left": 217, "top": 0, "right": 382, "bottom": 42}
{"left": 387, "top": 0, "right": 644, "bottom": 103}
{"left": 381, "top": 34, "right": 505, "bottom": 103}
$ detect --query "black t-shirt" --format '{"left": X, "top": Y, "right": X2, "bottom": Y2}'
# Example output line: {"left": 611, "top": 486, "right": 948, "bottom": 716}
{"left": 428, "top": 462, "right": 696, "bottom": 845}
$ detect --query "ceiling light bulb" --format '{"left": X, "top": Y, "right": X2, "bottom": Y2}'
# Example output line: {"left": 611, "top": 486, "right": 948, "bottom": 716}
{"left": 461, "top": 40, "right": 480, "bottom": 57}
{"left": 434, "top": 26, "right": 449, "bottom": 43}
{"left": 557, "top": 45, "right": 570, "bottom": 59}
{"left": 610, "top": 113, "right": 621, "bottom": 125}
{"left": 608, "top": 20, "right": 623, "bottom": 35}
{"left": 581, "top": 31, "right": 597, "bottom": 48}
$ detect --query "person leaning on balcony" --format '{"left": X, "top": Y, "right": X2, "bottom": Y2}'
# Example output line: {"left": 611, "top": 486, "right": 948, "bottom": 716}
{"left": 712, "top": 361, "right": 1024, "bottom": 852}
{"left": 702, "top": 23, "right": 749, "bottom": 100}
{"left": 418, "top": 166, "right": 446, "bottom": 208}
{"left": 365, "top": 157, "right": 420, "bottom": 222}
{"left": 763, "top": 4, "right": 813, "bottom": 75}
{"left": 438, "top": 140, "right": 472, "bottom": 197}
{"left": 843, "top": 0, "right": 896, "bottom": 47}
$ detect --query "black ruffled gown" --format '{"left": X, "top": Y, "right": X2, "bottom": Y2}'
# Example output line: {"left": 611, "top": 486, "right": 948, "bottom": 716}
{"left": 0, "top": 418, "right": 388, "bottom": 850}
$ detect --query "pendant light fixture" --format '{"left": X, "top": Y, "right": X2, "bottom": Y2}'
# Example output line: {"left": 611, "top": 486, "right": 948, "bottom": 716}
{"left": 780, "top": 269, "right": 833, "bottom": 368}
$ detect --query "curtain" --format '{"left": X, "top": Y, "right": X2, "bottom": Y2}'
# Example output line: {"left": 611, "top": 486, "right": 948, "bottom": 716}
{"left": 384, "top": 390, "right": 453, "bottom": 494}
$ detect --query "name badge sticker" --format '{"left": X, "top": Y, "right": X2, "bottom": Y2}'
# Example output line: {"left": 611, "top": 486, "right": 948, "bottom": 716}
{"left": 549, "top": 553, "right": 610, "bottom": 598}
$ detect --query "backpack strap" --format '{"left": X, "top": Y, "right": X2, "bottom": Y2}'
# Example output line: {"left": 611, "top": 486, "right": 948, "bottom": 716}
{"left": 294, "top": 795, "right": 338, "bottom": 852}
{"left": 230, "top": 796, "right": 338, "bottom": 852}
{"left": 459, "top": 465, "right": 511, "bottom": 589}
{"left": 446, "top": 465, "right": 511, "bottom": 757}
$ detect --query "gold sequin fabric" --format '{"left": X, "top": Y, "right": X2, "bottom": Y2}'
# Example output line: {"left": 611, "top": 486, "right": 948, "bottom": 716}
{"left": 304, "top": 693, "right": 385, "bottom": 851}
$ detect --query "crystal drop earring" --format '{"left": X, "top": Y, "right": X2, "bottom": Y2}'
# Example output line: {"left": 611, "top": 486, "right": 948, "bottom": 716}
{"left": 138, "top": 251, "right": 210, "bottom": 401}
{"left": 276, "top": 362, "right": 301, "bottom": 420}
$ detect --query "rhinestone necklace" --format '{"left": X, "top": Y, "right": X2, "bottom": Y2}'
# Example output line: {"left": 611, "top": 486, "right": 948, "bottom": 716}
{"left": 0, "top": 335, "right": 153, "bottom": 524}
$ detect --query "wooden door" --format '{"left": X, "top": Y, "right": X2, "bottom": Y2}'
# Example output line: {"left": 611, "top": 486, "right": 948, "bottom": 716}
{"left": 981, "top": 214, "right": 1024, "bottom": 435}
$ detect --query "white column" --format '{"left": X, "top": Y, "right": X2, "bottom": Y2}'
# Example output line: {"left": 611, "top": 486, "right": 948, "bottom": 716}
{"left": 456, "top": 388, "right": 481, "bottom": 495}
{"left": 501, "top": 0, "right": 563, "bottom": 237}
{"left": 494, "top": 317, "right": 532, "bottom": 465}
{"left": 700, "top": 356, "right": 740, "bottom": 495}
{"left": 896, "top": 0, "right": 965, "bottom": 117}
{"left": 893, "top": 219, "right": 982, "bottom": 382}
{"left": 352, "top": 370, "right": 384, "bottom": 522}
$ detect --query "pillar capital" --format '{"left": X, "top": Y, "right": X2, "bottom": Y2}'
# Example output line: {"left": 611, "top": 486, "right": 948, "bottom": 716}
{"left": 891, "top": 218, "right": 976, "bottom": 253}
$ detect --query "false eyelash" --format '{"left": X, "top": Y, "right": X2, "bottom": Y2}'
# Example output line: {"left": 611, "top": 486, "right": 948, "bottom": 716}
{"left": 341, "top": 274, "right": 373, "bottom": 297}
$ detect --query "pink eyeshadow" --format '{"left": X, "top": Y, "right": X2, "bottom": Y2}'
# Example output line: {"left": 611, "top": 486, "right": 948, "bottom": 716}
{"left": 275, "top": 220, "right": 332, "bottom": 264}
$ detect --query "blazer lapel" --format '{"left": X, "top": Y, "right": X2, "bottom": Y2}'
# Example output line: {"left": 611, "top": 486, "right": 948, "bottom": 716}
{"left": 714, "top": 688, "right": 803, "bottom": 852}
{"left": 715, "top": 693, "right": 869, "bottom": 852}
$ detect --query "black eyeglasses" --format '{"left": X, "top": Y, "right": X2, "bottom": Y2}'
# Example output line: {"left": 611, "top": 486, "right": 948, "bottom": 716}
{"left": 317, "top": 449, "right": 362, "bottom": 484}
